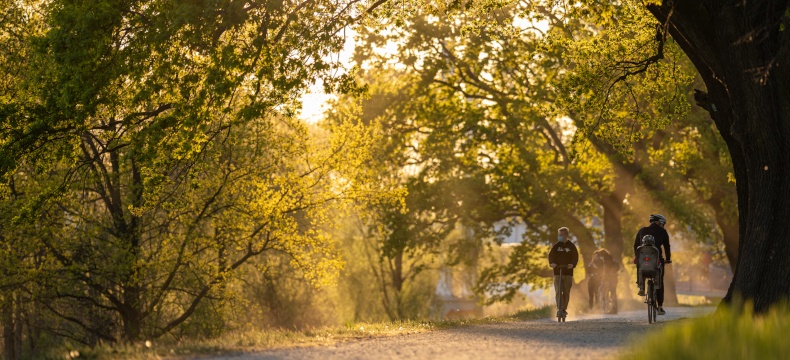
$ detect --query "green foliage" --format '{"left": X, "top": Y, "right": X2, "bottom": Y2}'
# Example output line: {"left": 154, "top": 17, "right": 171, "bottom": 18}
{"left": 0, "top": 0, "right": 741, "bottom": 355}
{"left": 339, "top": 2, "right": 625, "bottom": 304}
{"left": 556, "top": 1, "right": 694, "bottom": 154}
{"left": 338, "top": 0, "right": 737, "bottom": 306}
{"left": 0, "top": 0, "right": 402, "bottom": 348}
{"left": 620, "top": 304, "right": 790, "bottom": 360}
{"left": 325, "top": 63, "right": 512, "bottom": 319}
{"left": 476, "top": 243, "right": 552, "bottom": 304}
{"left": 2, "top": 109, "right": 385, "bottom": 343}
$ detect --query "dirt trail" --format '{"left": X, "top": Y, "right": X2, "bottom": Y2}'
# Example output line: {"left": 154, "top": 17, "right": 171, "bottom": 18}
{"left": 208, "top": 306, "right": 713, "bottom": 360}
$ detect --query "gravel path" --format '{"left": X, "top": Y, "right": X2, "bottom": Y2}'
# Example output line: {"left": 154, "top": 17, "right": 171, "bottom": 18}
{"left": 207, "top": 306, "right": 713, "bottom": 360}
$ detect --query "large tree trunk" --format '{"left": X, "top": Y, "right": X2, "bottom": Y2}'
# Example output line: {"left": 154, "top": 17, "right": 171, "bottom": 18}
{"left": 601, "top": 190, "right": 625, "bottom": 260}
{"left": 120, "top": 156, "right": 145, "bottom": 342}
{"left": 603, "top": 163, "right": 639, "bottom": 308}
{"left": 392, "top": 251, "right": 406, "bottom": 320}
{"left": 648, "top": 1, "right": 790, "bottom": 312}
{"left": 662, "top": 263, "right": 679, "bottom": 306}
{"left": 564, "top": 212, "right": 597, "bottom": 266}
{"left": 600, "top": 165, "right": 635, "bottom": 261}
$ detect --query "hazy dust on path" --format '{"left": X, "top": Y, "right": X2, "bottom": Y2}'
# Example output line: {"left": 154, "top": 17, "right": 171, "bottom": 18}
{"left": 208, "top": 306, "right": 714, "bottom": 360}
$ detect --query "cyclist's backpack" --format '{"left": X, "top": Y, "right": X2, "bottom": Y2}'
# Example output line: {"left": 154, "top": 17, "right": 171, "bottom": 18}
{"left": 636, "top": 245, "right": 660, "bottom": 278}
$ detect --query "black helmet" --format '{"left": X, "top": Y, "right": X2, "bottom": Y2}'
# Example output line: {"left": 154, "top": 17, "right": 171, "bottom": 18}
{"left": 649, "top": 214, "right": 667, "bottom": 225}
{"left": 641, "top": 235, "right": 655, "bottom": 246}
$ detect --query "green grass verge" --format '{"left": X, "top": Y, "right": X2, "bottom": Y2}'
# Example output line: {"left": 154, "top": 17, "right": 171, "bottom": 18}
{"left": 50, "top": 305, "right": 553, "bottom": 359}
{"left": 620, "top": 304, "right": 790, "bottom": 360}
{"left": 511, "top": 305, "right": 555, "bottom": 321}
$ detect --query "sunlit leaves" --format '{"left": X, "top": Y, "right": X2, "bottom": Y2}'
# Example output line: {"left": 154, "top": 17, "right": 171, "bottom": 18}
{"left": 555, "top": 0, "right": 693, "bottom": 156}
{"left": 0, "top": 0, "right": 404, "bottom": 343}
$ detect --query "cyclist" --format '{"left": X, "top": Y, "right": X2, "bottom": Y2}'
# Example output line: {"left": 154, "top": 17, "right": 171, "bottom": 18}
{"left": 549, "top": 227, "right": 579, "bottom": 318}
{"left": 587, "top": 248, "right": 619, "bottom": 312}
{"left": 633, "top": 214, "right": 671, "bottom": 315}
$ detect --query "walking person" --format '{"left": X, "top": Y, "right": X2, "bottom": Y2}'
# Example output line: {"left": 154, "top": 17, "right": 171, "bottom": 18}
{"left": 633, "top": 214, "right": 672, "bottom": 315}
{"left": 587, "top": 248, "right": 619, "bottom": 313}
{"left": 549, "top": 227, "right": 579, "bottom": 318}
{"left": 587, "top": 251, "right": 604, "bottom": 310}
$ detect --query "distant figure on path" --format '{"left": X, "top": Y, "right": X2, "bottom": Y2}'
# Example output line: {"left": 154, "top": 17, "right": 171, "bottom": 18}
{"left": 587, "top": 248, "right": 619, "bottom": 313}
{"left": 549, "top": 227, "right": 579, "bottom": 318}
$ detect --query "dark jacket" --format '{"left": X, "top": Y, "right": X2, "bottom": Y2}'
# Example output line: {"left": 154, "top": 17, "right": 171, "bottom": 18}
{"left": 633, "top": 223, "right": 671, "bottom": 262}
{"left": 549, "top": 241, "right": 579, "bottom": 276}
{"left": 588, "top": 251, "right": 619, "bottom": 279}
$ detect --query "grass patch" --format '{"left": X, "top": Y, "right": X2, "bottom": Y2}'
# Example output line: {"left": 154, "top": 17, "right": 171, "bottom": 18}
{"left": 620, "top": 303, "right": 790, "bottom": 360}
{"left": 49, "top": 321, "right": 434, "bottom": 360}
{"left": 50, "top": 305, "right": 553, "bottom": 359}
{"left": 676, "top": 294, "right": 723, "bottom": 306}
{"left": 512, "top": 305, "right": 555, "bottom": 320}
{"left": 430, "top": 304, "right": 554, "bottom": 330}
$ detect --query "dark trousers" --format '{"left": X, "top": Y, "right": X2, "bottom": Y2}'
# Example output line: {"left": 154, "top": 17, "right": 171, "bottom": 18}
{"left": 588, "top": 276, "right": 601, "bottom": 309}
{"left": 657, "top": 269, "right": 665, "bottom": 306}
{"left": 554, "top": 275, "right": 573, "bottom": 311}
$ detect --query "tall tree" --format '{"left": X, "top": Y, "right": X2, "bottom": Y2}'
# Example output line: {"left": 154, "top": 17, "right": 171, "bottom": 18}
{"left": 643, "top": 0, "right": 790, "bottom": 311}
{"left": 325, "top": 69, "right": 508, "bottom": 318}
{"left": 340, "top": 14, "right": 606, "bottom": 303}
{"left": 0, "top": 0, "right": 394, "bottom": 345}
{"left": 343, "top": 1, "right": 739, "bottom": 303}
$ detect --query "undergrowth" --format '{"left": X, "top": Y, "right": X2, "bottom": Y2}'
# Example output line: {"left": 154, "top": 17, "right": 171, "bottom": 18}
{"left": 45, "top": 305, "right": 553, "bottom": 359}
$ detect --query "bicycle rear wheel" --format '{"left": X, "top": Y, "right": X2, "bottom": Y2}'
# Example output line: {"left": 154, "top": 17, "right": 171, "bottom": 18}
{"left": 652, "top": 285, "right": 658, "bottom": 323}
{"left": 598, "top": 285, "right": 606, "bottom": 313}
{"left": 647, "top": 280, "right": 655, "bottom": 323}
{"left": 606, "top": 287, "right": 618, "bottom": 314}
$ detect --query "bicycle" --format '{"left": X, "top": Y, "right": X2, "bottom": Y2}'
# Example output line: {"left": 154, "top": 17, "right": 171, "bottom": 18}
{"left": 597, "top": 264, "right": 616, "bottom": 314}
{"left": 644, "top": 262, "right": 663, "bottom": 324}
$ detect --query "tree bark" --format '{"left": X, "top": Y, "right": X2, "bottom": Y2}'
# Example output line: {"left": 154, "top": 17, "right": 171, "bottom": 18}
{"left": 564, "top": 212, "right": 596, "bottom": 266}
{"left": 600, "top": 165, "right": 635, "bottom": 261}
{"left": 662, "top": 263, "right": 679, "bottom": 306}
{"left": 710, "top": 193, "right": 740, "bottom": 271}
{"left": 601, "top": 191, "right": 624, "bottom": 260}
{"left": 392, "top": 251, "right": 405, "bottom": 320}
{"left": 648, "top": 0, "right": 790, "bottom": 312}
{"left": 718, "top": 220, "right": 740, "bottom": 272}
{"left": 12, "top": 299, "right": 21, "bottom": 358}
{"left": 120, "top": 157, "right": 144, "bottom": 342}
{"left": 2, "top": 295, "right": 15, "bottom": 360}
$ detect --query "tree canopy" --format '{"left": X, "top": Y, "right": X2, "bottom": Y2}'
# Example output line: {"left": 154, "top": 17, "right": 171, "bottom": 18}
{"left": 4, "top": 0, "right": 785, "bottom": 356}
